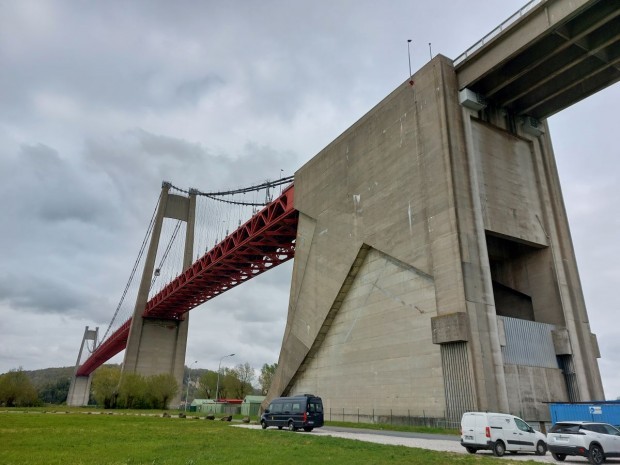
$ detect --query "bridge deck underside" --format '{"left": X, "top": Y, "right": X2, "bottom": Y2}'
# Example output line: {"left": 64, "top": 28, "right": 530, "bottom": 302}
{"left": 462, "top": 0, "right": 620, "bottom": 118}
{"left": 76, "top": 186, "right": 298, "bottom": 376}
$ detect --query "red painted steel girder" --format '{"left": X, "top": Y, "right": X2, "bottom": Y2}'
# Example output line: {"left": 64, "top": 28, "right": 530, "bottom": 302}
{"left": 76, "top": 319, "right": 130, "bottom": 376}
{"left": 75, "top": 185, "right": 297, "bottom": 376}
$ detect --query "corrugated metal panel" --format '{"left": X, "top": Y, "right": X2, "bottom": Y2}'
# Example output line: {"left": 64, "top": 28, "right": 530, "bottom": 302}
{"left": 441, "top": 342, "right": 476, "bottom": 422}
{"left": 500, "top": 316, "right": 558, "bottom": 368}
{"left": 550, "top": 403, "right": 620, "bottom": 426}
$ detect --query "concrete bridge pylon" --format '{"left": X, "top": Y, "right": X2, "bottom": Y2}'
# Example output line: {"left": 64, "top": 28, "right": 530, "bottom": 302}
{"left": 67, "top": 326, "right": 98, "bottom": 406}
{"left": 267, "top": 54, "right": 604, "bottom": 422}
{"left": 121, "top": 182, "right": 197, "bottom": 408}
{"left": 68, "top": 182, "right": 197, "bottom": 407}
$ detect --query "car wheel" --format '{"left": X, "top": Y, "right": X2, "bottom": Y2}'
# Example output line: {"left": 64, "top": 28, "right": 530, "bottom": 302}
{"left": 493, "top": 440, "right": 506, "bottom": 457}
{"left": 588, "top": 444, "right": 605, "bottom": 465}
{"left": 288, "top": 421, "right": 297, "bottom": 432}
{"left": 465, "top": 447, "right": 477, "bottom": 454}
{"left": 551, "top": 452, "right": 566, "bottom": 461}
{"left": 303, "top": 427, "right": 313, "bottom": 432}
{"left": 535, "top": 441, "right": 547, "bottom": 456}
{"left": 260, "top": 420, "right": 267, "bottom": 430}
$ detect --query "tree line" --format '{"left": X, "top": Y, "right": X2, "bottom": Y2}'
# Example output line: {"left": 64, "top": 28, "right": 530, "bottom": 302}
{"left": 0, "top": 369, "right": 41, "bottom": 407}
{"left": 94, "top": 362, "right": 278, "bottom": 408}
{"left": 0, "top": 362, "right": 278, "bottom": 408}
{"left": 192, "top": 362, "right": 276, "bottom": 400}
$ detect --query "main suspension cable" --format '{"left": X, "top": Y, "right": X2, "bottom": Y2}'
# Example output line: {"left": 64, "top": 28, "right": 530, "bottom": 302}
{"left": 168, "top": 175, "right": 294, "bottom": 206}
{"left": 99, "top": 192, "right": 162, "bottom": 344}
{"left": 149, "top": 220, "right": 182, "bottom": 291}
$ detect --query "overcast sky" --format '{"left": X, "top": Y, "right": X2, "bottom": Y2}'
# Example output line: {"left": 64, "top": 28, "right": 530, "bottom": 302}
{"left": 1, "top": 1, "right": 618, "bottom": 399}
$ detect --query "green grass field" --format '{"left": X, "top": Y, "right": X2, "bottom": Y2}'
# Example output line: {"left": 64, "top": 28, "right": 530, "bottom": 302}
{"left": 0, "top": 410, "right": 538, "bottom": 465}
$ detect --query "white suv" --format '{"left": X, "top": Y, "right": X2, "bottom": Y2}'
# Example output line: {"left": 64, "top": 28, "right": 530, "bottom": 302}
{"left": 547, "top": 421, "right": 620, "bottom": 464}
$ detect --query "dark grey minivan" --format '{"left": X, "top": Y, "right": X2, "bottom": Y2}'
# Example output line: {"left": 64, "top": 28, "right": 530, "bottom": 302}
{"left": 260, "top": 394, "right": 324, "bottom": 432}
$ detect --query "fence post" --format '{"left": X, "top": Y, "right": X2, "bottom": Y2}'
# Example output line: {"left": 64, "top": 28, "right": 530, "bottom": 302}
{"left": 357, "top": 408, "right": 359, "bottom": 423}
{"left": 372, "top": 408, "right": 375, "bottom": 423}
{"left": 342, "top": 407, "right": 345, "bottom": 422}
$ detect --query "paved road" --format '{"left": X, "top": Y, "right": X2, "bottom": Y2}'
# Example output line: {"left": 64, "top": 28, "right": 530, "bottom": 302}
{"left": 233, "top": 424, "right": 605, "bottom": 463}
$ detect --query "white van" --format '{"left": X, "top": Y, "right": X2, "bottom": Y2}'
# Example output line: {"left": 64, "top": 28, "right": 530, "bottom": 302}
{"left": 460, "top": 412, "right": 547, "bottom": 457}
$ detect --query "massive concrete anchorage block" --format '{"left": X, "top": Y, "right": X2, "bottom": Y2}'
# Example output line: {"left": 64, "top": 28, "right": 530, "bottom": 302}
{"left": 268, "top": 55, "right": 603, "bottom": 422}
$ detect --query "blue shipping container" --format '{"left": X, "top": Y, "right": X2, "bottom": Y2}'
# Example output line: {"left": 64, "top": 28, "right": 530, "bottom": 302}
{"left": 550, "top": 403, "right": 620, "bottom": 427}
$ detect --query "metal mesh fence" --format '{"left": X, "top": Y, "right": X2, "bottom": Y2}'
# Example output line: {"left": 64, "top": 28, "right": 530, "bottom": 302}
{"left": 324, "top": 407, "right": 460, "bottom": 430}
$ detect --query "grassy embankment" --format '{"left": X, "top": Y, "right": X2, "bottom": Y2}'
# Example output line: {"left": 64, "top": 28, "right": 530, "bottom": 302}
{"left": 0, "top": 409, "right": 538, "bottom": 465}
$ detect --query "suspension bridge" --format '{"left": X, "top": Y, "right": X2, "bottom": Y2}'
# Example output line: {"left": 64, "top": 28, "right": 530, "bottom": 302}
{"left": 69, "top": 0, "right": 618, "bottom": 420}
{"left": 68, "top": 177, "right": 298, "bottom": 405}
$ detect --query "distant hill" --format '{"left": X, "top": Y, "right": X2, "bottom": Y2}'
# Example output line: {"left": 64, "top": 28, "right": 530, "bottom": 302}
{"left": 21, "top": 366, "right": 75, "bottom": 389}
{"left": 14, "top": 365, "right": 120, "bottom": 388}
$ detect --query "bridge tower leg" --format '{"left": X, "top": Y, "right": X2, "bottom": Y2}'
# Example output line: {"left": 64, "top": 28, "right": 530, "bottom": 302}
{"left": 67, "top": 326, "right": 99, "bottom": 406}
{"left": 122, "top": 182, "right": 196, "bottom": 408}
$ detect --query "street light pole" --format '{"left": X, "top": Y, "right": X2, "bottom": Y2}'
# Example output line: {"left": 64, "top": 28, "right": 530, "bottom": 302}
{"left": 215, "top": 353, "right": 235, "bottom": 402}
{"left": 184, "top": 360, "right": 198, "bottom": 412}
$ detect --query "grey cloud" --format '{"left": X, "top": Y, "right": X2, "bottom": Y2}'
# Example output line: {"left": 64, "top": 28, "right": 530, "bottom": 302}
{"left": 6, "top": 143, "right": 115, "bottom": 226}
{"left": 0, "top": 272, "right": 85, "bottom": 315}
{"left": 176, "top": 75, "right": 225, "bottom": 104}
{"left": 201, "top": 280, "right": 291, "bottom": 325}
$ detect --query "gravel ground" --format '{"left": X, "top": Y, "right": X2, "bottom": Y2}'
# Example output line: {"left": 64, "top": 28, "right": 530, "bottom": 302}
{"left": 232, "top": 424, "right": 600, "bottom": 463}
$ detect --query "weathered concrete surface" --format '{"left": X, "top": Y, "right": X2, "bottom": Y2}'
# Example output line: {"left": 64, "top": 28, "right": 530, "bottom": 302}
{"left": 291, "top": 247, "right": 442, "bottom": 415}
{"left": 267, "top": 53, "right": 603, "bottom": 421}
{"left": 504, "top": 364, "right": 568, "bottom": 420}
{"left": 432, "top": 313, "right": 470, "bottom": 345}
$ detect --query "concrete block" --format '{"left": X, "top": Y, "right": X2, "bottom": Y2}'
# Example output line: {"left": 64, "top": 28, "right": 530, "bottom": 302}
{"left": 431, "top": 312, "right": 470, "bottom": 344}
{"left": 552, "top": 328, "right": 572, "bottom": 355}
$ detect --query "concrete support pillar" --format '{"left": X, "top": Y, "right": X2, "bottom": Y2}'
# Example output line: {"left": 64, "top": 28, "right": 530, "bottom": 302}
{"left": 168, "top": 189, "right": 196, "bottom": 407}
{"left": 122, "top": 182, "right": 196, "bottom": 408}
{"left": 67, "top": 376, "right": 92, "bottom": 406}
{"left": 534, "top": 131, "right": 605, "bottom": 401}
{"left": 459, "top": 106, "right": 510, "bottom": 414}
{"left": 66, "top": 326, "right": 98, "bottom": 406}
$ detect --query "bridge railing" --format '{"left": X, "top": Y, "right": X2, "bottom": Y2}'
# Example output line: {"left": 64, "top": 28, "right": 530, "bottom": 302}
{"left": 453, "top": 0, "right": 543, "bottom": 67}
